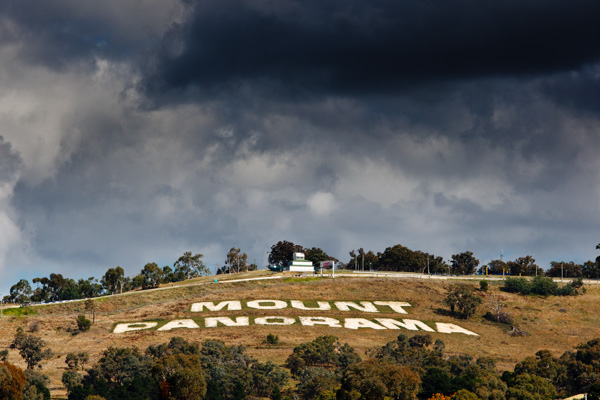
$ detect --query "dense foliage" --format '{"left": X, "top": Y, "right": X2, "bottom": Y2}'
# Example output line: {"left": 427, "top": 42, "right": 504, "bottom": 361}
{"left": 503, "top": 276, "right": 585, "bottom": 296}
{"left": 3, "top": 330, "right": 600, "bottom": 399}
{"left": 62, "top": 337, "right": 288, "bottom": 400}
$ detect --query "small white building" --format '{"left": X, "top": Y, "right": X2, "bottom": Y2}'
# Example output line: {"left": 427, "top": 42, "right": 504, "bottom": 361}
{"left": 283, "top": 252, "right": 315, "bottom": 272}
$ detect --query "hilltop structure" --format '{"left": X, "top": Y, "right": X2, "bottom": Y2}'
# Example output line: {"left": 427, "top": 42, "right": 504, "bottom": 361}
{"left": 283, "top": 252, "right": 315, "bottom": 272}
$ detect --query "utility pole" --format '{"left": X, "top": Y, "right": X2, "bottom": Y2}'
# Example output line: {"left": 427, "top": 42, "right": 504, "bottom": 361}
{"left": 362, "top": 252, "right": 364, "bottom": 272}
{"left": 427, "top": 255, "right": 430, "bottom": 275}
{"left": 561, "top": 262, "right": 564, "bottom": 282}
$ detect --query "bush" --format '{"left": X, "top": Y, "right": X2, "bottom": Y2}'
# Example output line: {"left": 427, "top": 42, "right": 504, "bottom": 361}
{"left": 479, "top": 280, "right": 489, "bottom": 292}
{"left": 483, "top": 312, "right": 514, "bottom": 325}
{"left": 503, "top": 278, "right": 531, "bottom": 294}
{"left": 504, "top": 276, "right": 584, "bottom": 297}
{"left": 65, "top": 353, "right": 79, "bottom": 369}
{"left": 76, "top": 315, "right": 91, "bottom": 332}
{"left": 530, "top": 276, "right": 558, "bottom": 296}
{"left": 443, "top": 284, "right": 482, "bottom": 319}
{"left": 265, "top": 334, "right": 279, "bottom": 345}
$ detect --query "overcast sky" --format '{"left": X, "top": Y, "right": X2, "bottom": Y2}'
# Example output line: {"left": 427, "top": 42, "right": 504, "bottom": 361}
{"left": 1, "top": 0, "right": 600, "bottom": 292}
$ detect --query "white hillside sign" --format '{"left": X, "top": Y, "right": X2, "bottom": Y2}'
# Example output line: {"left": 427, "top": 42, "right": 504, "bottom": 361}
{"left": 113, "top": 299, "right": 478, "bottom": 336}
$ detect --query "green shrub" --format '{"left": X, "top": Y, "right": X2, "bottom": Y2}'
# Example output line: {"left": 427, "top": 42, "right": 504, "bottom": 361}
{"left": 530, "top": 276, "right": 558, "bottom": 296}
{"left": 479, "top": 280, "right": 489, "bottom": 292}
{"left": 504, "top": 276, "right": 583, "bottom": 296}
{"left": 503, "top": 278, "right": 531, "bottom": 294}
{"left": 76, "top": 315, "right": 91, "bottom": 332}
{"left": 443, "top": 284, "right": 482, "bottom": 319}
{"left": 265, "top": 334, "right": 279, "bottom": 345}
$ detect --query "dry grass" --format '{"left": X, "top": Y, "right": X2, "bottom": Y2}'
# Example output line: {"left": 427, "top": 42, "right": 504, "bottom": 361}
{"left": 1, "top": 272, "right": 599, "bottom": 399}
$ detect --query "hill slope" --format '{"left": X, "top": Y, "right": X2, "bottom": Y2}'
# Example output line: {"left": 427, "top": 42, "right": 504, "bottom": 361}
{"left": 1, "top": 271, "right": 599, "bottom": 398}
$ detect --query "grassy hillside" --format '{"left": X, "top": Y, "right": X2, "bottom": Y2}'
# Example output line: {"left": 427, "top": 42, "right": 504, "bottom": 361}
{"left": 1, "top": 271, "right": 599, "bottom": 398}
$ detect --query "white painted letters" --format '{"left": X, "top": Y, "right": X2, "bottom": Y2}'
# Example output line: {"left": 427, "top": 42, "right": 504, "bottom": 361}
{"left": 255, "top": 317, "right": 296, "bottom": 325}
{"left": 114, "top": 322, "right": 157, "bottom": 333}
{"left": 299, "top": 317, "right": 342, "bottom": 328}
{"left": 191, "top": 301, "right": 242, "bottom": 312}
{"left": 158, "top": 319, "right": 199, "bottom": 331}
{"left": 205, "top": 317, "right": 250, "bottom": 328}
{"left": 334, "top": 301, "right": 379, "bottom": 312}
{"left": 435, "top": 323, "right": 478, "bottom": 336}
{"left": 373, "top": 301, "right": 411, "bottom": 314}
{"left": 290, "top": 300, "right": 331, "bottom": 311}
{"left": 375, "top": 318, "right": 435, "bottom": 332}
{"left": 113, "top": 299, "right": 479, "bottom": 337}
{"left": 344, "top": 318, "right": 386, "bottom": 330}
{"left": 247, "top": 300, "right": 288, "bottom": 310}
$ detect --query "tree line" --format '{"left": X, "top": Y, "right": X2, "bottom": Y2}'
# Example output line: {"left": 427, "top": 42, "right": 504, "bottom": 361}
{"left": 344, "top": 243, "right": 600, "bottom": 279}
{"left": 275, "top": 240, "right": 600, "bottom": 279}
{"left": 3, "top": 251, "right": 209, "bottom": 306}
{"left": 6, "top": 241, "right": 600, "bottom": 306}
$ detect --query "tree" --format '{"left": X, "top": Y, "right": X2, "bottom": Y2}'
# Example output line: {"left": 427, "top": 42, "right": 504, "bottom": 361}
{"left": 162, "top": 265, "right": 177, "bottom": 283}
{"left": 77, "top": 277, "right": 103, "bottom": 298}
{"left": 285, "top": 335, "right": 361, "bottom": 376}
{"left": 174, "top": 252, "right": 208, "bottom": 279}
{"left": 347, "top": 248, "right": 376, "bottom": 271}
{"left": 269, "top": 241, "right": 304, "bottom": 267}
{"left": 61, "top": 370, "right": 82, "bottom": 393}
{"left": 546, "top": 261, "right": 582, "bottom": 278}
{"left": 451, "top": 389, "right": 478, "bottom": 400}
{"left": 224, "top": 248, "right": 248, "bottom": 273}
{"left": 507, "top": 256, "right": 541, "bottom": 276}
{"left": 505, "top": 373, "right": 556, "bottom": 399}
{"left": 66, "top": 353, "right": 79, "bottom": 370}
{"left": 140, "top": 262, "right": 163, "bottom": 289}
{"left": 484, "top": 295, "right": 513, "bottom": 325}
{"left": 10, "top": 328, "right": 53, "bottom": 370}
{"left": 152, "top": 354, "right": 207, "bottom": 400}
{"left": 102, "top": 267, "right": 125, "bottom": 295}
{"left": 9, "top": 279, "right": 33, "bottom": 306}
{"left": 23, "top": 370, "right": 50, "bottom": 400}
{"left": 77, "top": 353, "right": 89, "bottom": 371}
{"left": 296, "top": 367, "right": 339, "bottom": 399}
{"left": 481, "top": 259, "right": 507, "bottom": 275}
{"left": 31, "top": 273, "right": 72, "bottom": 302}
{"left": 450, "top": 252, "right": 479, "bottom": 275}
{"left": 304, "top": 247, "right": 337, "bottom": 268}
{"left": 85, "top": 300, "right": 96, "bottom": 324}
{"left": 377, "top": 245, "right": 435, "bottom": 273}
{"left": 443, "top": 284, "right": 482, "bottom": 319}
{"left": 341, "top": 359, "right": 420, "bottom": 400}
{"left": 0, "top": 362, "right": 26, "bottom": 400}
{"left": 582, "top": 260, "right": 600, "bottom": 279}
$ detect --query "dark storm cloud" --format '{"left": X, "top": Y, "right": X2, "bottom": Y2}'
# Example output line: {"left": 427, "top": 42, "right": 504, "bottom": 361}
{"left": 143, "top": 0, "right": 600, "bottom": 99}
{"left": 543, "top": 67, "right": 600, "bottom": 114}
{"left": 2, "top": 0, "right": 600, "bottom": 294}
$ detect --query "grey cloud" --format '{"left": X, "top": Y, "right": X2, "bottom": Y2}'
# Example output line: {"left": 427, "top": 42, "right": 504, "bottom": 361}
{"left": 2, "top": 0, "right": 600, "bottom": 294}
{"left": 141, "top": 0, "right": 600, "bottom": 102}
{"left": 0, "top": 0, "right": 182, "bottom": 69}
{"left": 0, "top": 136, "right": 22, "bottom": 182}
